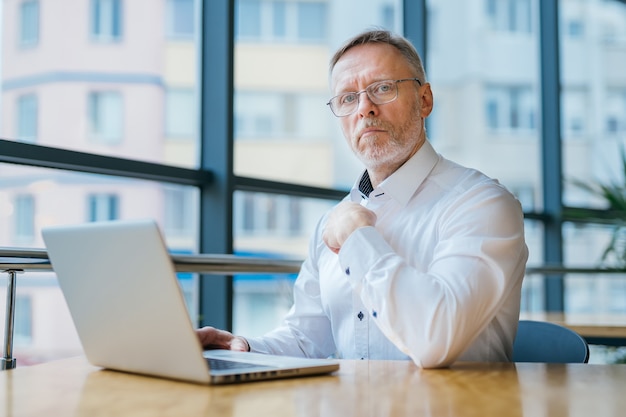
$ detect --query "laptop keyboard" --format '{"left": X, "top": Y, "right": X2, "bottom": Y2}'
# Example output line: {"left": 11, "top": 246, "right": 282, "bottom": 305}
{"left": 207, "top": 357, "right": 272, "bottom": 371}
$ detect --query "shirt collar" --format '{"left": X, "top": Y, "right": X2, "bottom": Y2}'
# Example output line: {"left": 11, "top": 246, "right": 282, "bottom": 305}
{"left": 350, "top": 140, "right": 440, "bottom": 206}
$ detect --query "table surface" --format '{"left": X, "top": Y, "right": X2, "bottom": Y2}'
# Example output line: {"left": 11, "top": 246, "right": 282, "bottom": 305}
{"left": 1, "top": 357, "right": 625, "bottom": 417}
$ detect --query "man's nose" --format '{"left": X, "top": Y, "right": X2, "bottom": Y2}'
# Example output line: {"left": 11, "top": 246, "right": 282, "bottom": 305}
{"left": 356, "top": 91, "right": 378, "bottom": 116}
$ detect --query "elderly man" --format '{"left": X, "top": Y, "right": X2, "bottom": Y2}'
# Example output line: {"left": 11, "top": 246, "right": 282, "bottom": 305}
{"left": 197, "top": 29, "right": 528, "bottom": 368}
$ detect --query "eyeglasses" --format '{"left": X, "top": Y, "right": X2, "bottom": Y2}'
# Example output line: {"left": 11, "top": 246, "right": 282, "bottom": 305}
{"left": 326, "top": 78, "right": 422, "bottom": 117}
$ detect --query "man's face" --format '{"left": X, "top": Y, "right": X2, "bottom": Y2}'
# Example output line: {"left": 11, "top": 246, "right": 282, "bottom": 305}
{"left": 330, "top": 43, "right": 432, "bottom": 174}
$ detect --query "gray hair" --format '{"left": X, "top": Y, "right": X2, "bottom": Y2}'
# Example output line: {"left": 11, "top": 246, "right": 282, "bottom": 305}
{"left": 329, "top": 29, "right": 427, "bottom": 83}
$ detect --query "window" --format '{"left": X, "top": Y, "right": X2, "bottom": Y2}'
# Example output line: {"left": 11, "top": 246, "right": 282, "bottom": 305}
{"left": 165, "top": 89, "right": 196, "bottom": 138}
{"left": 485, "top": 86, "right": 536, "bottom": 131}
{"left": 91, "top": 0, "right": 123, "bottom": 41}
{"left": 607, "top": 117, "right": 619, "bottom": 133}
{"left": 241, "top": 193, "right": 255, "bottom": 232}
{"left": 381, "top": 4, "right": 396, "bottom": 30}
{"left": 236, "top": 0, "right": 328, "bottom": 42}
{"left": 598, "top": 1, "right": 626, "bottom": 45}
{"left": 166, "top": 0, "right": 195, "bottom": 39}
{"left": 16, "top": 94, "right": 38, "bottom": 142}
{"left": 235, "top": 192, "right": 302, "bottom": 236}
{"left": 297, "top": 2, "right": 327, "bottom": 41}
{"left": 239, "top": 193, "right": 277, "bottom": 234}
{"left": 605, "top": 90, "right": 626, "bottom": 135}
{"left": 88, "top": 91, "right": 123, "bottom": 143}
{"left": 272, "top": 2, "right": 286, "bottom": 38}
{"left": 486, "top": 0, "right": 532, "bottom": 33}
{"left": 233, "top": 192, "right": 334, "bottom": 336}
{"left": 567, "top": 19, "right": 585, "bottom": 39}
{"left": 164, "top": 187, "right": 195, "bottom": 236}
{"left": 19, "top": 0, "right": 39, "bottom": 46}
{"left": 236, "top": 0, "right": 262, "bottom": 38}
{"left": 235, "top": 92, "right": 328, "bottom": 139}
{"left": 87, "top": 194, "right": 119, "bottom": 222}
{"left": 235, "top": 93, "right": 283, "bottom": 138}
{"left": 14, "top": 194, "right": 35, "bottom": 243}
{"left": 562, "top": 89, "right": 587, "bottom": 138}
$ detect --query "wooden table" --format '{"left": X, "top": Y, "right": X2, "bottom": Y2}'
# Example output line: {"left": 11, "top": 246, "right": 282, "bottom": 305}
{"left": 521, "top": 312, "right": 626, "bottom": 346}
{"left": 2, "top": 357, "right": 626, "bottom": 416}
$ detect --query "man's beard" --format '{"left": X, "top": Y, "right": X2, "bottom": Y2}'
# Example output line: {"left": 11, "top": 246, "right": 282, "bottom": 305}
{"left": 352, "top": 112, "right": 423, "bottom": 171}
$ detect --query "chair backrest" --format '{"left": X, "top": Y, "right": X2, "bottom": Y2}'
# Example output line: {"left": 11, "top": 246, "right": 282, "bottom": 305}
{"left": 512, "top": 320, "right": 590, "bottom": 363}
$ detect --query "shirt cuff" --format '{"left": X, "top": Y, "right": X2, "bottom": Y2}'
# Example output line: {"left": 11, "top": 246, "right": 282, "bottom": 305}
{"left": 338, "top": 225, "right": 393, "bottom": 285}
{"left": 246, "top": 337, "right": 264, "bottom": 354}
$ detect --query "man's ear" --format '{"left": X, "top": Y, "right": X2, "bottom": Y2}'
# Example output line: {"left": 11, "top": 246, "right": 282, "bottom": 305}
{"left": 419, "top": 84, "right": 434, "bottom": 118}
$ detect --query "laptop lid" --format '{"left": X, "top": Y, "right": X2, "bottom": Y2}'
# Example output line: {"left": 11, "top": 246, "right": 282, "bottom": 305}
{"left": 42, "top": 219, "right": 339, "bottom": 384}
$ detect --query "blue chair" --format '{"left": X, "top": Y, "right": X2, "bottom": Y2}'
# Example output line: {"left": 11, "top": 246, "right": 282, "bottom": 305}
{"left": 512, "top": 320, "right": 590, "bottom": 363}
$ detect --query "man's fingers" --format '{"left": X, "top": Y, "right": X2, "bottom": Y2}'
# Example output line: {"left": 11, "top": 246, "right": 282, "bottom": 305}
{"left": 197, "top": 327, "right": 250, "bottom": 351}
{"left": 323, "top": 202, "right": 376, "bottom": 253}
{"left": 197, "top": 326, "right": 232, "bottom": 349}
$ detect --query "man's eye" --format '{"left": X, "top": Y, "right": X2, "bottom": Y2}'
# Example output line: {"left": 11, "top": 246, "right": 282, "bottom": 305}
{"left": 374, "top": 83, "right": 393, "bottom": 94}
{"left": 340, "top": 94, "right": 357, "bottom": 104}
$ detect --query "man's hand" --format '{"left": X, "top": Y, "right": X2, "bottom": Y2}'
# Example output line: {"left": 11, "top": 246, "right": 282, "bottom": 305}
{"left": 322, "top": 201, "right": 377, "bottom": 254}
{"left": 196, "top": 326, "right": 250, "bottom": 351}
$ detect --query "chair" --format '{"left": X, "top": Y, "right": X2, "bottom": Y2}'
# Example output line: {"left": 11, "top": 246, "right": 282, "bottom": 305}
{"left": 512, "top": 320, "right": 590, "bottom": 363}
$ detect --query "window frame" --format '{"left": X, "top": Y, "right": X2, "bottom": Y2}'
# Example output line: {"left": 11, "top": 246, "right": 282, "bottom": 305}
{"left": 90, "top": 0, "right": 123, "bottom": 42}
{"left": 87, "top": 90, "right": 124, "bottom": 144}
{"left": 19, "top": 0, "right": 39, "bottom": 47}
{"left": 14, "top": 193, "right": 36, "bottom": 244}
{"left": 0, "top": 0, "right": 585, "bottom": 328}
{"left": 166, "top": 0, "right": 196, "bottom": 39}
{"left": 87, "top": 193, "right": 120, "bottom": 222}
{"left": 16, "top": 93, "right": 38, "bottom": 142}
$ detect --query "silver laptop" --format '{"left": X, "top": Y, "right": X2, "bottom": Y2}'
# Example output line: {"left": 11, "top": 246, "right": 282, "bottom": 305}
{"left": 41, "top": 219, "right": 339, "bottom": 384}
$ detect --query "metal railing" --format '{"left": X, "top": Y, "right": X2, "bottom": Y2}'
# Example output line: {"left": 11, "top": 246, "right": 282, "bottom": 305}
{"left": 1, "top": 248, "right": 302, "bottom": 370}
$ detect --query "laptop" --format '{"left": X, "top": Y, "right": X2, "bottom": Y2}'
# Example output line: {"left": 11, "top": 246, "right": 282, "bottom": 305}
{"left": 41, "top": 219, "right": 339, "bottom": 385}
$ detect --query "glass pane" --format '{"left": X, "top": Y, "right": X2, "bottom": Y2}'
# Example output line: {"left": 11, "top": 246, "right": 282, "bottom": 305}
{"left": 16, "top": 93, "right": 38, "bottom": 142}
{"left": 0, "top": 0, "right": 200, "bottom": 168}
{"left": 91, "top": 0, "right": 123, "bottom": 41}
{"left": 559, "top": 0, "right": 626, "bottom": 318}
{"left": 564, "top": 222, "right": 618, "bottom": 267}
{"left": 19, "top": 0, "right": 39, "bottom": 46}
{"left": 566, "top": 272, "right": 626, "bottom": 314}
{"left": 234, "top": 0, "right": 403, "bottom": 189}
{"left": 562, "top": 222, "right": 626, "bottom": 313}
{"left": 521, "top": 219, "right": 545, "bottom": 312}
{"left": 232, "top": 191, "right": 335, "bottom": 336}
{"left": 167, "top": 0, "right": 195, "bottom": 39}
{"left": 297, "top": 3, "right": 326, "bottom": 41}
{"left": 427, "top": 0, "right": 541, "bottom": 211}
{"left": 0, "top": 163, "right": 199, "bottom": 364}
{"left": 88, "top": 91, "right": 124, "bottom": 143}
{"left": 561, "top": 0, "right": 626, "bottom": 208}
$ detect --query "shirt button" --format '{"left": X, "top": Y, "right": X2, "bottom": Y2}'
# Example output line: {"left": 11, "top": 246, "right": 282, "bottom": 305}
{"left": 345, "top": 267, "right": 350, "bottom": 275}
{"left": 357, "top": 311, "right": 364, "bottom": 321}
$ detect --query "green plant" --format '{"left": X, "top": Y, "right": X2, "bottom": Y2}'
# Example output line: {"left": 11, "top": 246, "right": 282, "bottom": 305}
{"left": 570, "top": 146, "right": 626, "bottom": 267}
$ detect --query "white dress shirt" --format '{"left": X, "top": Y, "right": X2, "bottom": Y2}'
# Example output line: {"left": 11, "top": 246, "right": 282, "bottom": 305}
{"left": 248, "top": 140, "right": 528, "bottom": 368}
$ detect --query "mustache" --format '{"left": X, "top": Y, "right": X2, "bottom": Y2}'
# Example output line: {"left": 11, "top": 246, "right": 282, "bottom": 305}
{"left": 356, "top": 118, "right": 388, "bottom": 137}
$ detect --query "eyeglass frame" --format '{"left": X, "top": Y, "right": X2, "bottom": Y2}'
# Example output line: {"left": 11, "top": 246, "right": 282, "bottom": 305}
{"left": 326, "top": 78, "right": 423, "bottom": 117}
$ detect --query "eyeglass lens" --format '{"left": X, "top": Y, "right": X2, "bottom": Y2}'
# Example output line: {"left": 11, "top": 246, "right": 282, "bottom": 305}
{"left": 330, "top": 80, "right": 398, "bottom": 116}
